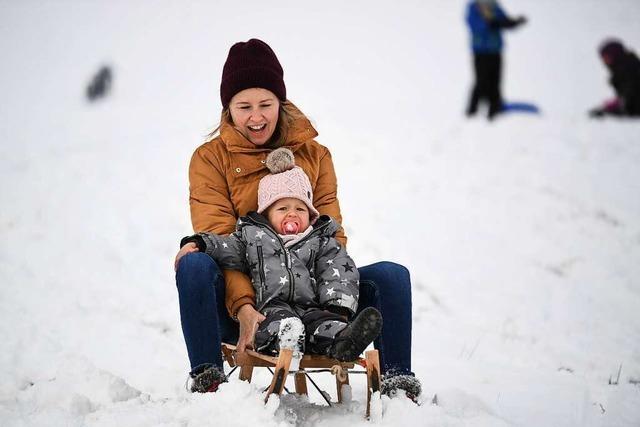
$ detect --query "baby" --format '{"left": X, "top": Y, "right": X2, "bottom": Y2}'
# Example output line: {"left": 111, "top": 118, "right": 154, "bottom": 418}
{"left": 181, "top": 148, "right": 382, "bottom": 362}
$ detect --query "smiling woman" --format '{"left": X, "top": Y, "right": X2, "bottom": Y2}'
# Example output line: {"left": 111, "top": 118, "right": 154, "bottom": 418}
{"left": 174, "top": 38, "right": 420, "bottom": 400}
{"left": 229, "top": 88, "right": 280, "bottom": 146}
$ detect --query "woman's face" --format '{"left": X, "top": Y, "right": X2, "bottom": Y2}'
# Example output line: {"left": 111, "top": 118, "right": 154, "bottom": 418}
{"left": 229, "top": 88, "right": 280, "bottom": 146}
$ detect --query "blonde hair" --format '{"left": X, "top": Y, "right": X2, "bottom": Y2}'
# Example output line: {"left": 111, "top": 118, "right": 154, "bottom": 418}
{"left": 206, "top": 100, "right": 304, "bottom": 148}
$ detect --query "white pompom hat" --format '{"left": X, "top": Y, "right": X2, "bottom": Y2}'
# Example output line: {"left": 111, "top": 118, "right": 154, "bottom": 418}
{"left": 257, "top": 147, "right": 320, "bottom": 222}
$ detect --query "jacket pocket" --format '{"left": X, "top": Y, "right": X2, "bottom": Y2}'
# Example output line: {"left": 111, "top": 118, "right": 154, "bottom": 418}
{"left": 305, "top": 249, "right": 315, "bottom": 269}
{"left": 306, "top": 249, "right": 317, "bottom": 294}
{"left": 256, "top": 241, "right": 266, "bottom": 306}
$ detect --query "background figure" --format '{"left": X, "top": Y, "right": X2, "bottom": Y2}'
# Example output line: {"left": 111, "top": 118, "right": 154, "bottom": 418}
{"left": 589, "top": 39, "right": 640, "bottom": 118}
{"left": 465, "top": 0, "right": 526, "bottom": 120}
{"left": 86, "top": 65, "right": 112, "bottom": 102}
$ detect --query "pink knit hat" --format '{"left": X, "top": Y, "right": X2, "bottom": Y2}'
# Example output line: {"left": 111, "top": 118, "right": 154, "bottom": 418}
{"left": 257, "top": 148, "right": 320, "bottom": 222}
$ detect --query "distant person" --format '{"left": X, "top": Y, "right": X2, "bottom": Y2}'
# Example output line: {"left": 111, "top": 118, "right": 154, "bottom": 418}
{"left": 589, "top": 39, "right": 640, "bottom": 118}
{"left": 177, "top": 147, "right": 383, "bottom": 384}
{"left": 86, "top": 65, "right": 112, "bottom": 101}
{"left": 465, "top": 0, "right": 527, "bottom": 120}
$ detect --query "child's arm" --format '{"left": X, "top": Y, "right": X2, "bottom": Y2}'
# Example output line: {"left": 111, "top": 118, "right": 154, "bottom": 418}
{"left": 314, "top": 237, "right": 360, "bottom": 316}
{"left": 180, "top": 230, "right": 247, "bottom": 272}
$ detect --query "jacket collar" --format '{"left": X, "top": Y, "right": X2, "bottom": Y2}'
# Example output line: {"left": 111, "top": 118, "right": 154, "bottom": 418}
{"left": 220, "top": 101, "right": 319, "bottom": 153}
{"left": 241, "top": 212, "right": 338, "bottom": 238}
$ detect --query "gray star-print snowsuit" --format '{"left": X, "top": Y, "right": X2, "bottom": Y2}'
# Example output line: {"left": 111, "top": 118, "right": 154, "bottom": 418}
{"left": 192, "top": 212, "right": 360, "bottom": 355}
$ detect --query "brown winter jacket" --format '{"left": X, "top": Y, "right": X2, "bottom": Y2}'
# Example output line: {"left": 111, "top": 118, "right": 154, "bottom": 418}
{"left": 188, "top": 102, "right": 346, "bottom": 317}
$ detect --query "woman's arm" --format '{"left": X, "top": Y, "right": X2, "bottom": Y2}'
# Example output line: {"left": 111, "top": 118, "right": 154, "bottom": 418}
{"left": 188, "top": 143, "right": 257, "bottom": 317}
{"left": 313, "top": 148, "right": 347, "bottom": 246}
{"left": 189, "top": 145, "right": 238, "bottom": 235}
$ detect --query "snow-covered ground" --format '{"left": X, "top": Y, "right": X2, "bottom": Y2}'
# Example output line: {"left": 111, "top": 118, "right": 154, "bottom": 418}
{"left": 1, "top": 0, "right": 639, "bottom": 425}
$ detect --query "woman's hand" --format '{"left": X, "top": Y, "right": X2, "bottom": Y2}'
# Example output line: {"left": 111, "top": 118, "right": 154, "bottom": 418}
{"left": 174, "top": 242, "right": 199, "bottom": 271}
{"left": 235, "top": 304, "right": 266, "bottom": 353}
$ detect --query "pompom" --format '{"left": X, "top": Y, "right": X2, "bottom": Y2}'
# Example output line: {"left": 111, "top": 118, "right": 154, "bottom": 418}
{"left": 265, "top": 147, "right": 295, "bottom": 173}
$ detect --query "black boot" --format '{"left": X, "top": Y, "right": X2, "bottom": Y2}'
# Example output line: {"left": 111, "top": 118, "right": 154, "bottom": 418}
{"left": 381, "top": 372, "right": 422, "bottom": 402}
{"left": 329, "top": 307, "right": 382, "bottom": 362}
{"left": 189, "top": 365, "right": 227, "bottom": 393}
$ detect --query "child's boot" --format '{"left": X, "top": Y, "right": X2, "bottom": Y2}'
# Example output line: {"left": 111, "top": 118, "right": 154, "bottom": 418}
{"left": 329, "top": 307, "right": 382, "bottom": 362}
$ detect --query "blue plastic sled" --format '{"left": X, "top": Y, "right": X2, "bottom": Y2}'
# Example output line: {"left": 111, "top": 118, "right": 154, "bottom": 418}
{"left": 502, "top": 101, "right": 540, "bottom": 114}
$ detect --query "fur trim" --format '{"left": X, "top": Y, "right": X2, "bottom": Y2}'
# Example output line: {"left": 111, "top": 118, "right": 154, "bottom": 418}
{"left": 265, "top": 147, "right": 295, "bottom": 174}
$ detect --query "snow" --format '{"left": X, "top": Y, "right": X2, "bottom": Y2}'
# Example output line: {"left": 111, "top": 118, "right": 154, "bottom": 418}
{"left": 277, "top": 317, "right": 305, "bottom": 371}
{"left": 1, "top": 0, "right": 639, "bottom": 425}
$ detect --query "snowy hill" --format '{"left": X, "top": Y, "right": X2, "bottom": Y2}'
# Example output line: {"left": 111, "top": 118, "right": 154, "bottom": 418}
{"left": 1, "top": 1, "right": 639, "bottom": 426}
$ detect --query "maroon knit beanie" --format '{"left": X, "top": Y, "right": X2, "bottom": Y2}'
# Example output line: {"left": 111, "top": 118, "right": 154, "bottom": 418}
{"left": 220, "top": 39, "right": 286, "bottom": 108}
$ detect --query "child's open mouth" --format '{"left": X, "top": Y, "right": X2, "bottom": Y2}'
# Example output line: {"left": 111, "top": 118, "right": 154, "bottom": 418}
{"left": 282, "top": 220, "right": 299, "bottom": 235}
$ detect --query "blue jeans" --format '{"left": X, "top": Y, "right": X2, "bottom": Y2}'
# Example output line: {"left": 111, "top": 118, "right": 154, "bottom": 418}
{"left": 176, "top": 252, "right": 413, "bottom": 375}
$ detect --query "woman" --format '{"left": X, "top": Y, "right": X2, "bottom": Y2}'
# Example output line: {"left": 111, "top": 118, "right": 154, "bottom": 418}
{"left": 175, "top": 38, "right": 420, "bottom": 399}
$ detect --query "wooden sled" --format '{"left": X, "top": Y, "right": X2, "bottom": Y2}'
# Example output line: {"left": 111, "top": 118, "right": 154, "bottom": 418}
{"left": 222, "top": 343, "right": 381, "bottom": 418}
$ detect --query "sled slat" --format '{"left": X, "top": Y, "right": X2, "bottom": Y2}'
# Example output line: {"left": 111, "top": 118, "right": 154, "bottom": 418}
{"left": 336, "top": 370, "right": 350, "bottom": 403}
{"left": 239, "top": 365, "right": 253, "bottom": 382}
{"left": 265, "top": 349, "right": 293, "bottom": 402}
{"left": 365, "top": 350, "right": 381, "bottom": 419}
{"left": 294, "top": 371, "right": 308, "bottom": 395}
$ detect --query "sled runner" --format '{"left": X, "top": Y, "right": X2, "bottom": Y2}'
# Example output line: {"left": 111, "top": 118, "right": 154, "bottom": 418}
{"left": 221, "top": 343, "right": 381, "bottom": 418}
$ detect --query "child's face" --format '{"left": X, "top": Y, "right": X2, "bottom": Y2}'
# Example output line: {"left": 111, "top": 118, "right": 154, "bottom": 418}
{"left": 266, "top": 198, "right": 310, "bottom": 235}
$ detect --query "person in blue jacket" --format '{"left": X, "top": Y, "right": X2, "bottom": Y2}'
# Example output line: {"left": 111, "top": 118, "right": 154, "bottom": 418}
{"left": 465, "top": 0, "right": 527, "bottom": 120}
